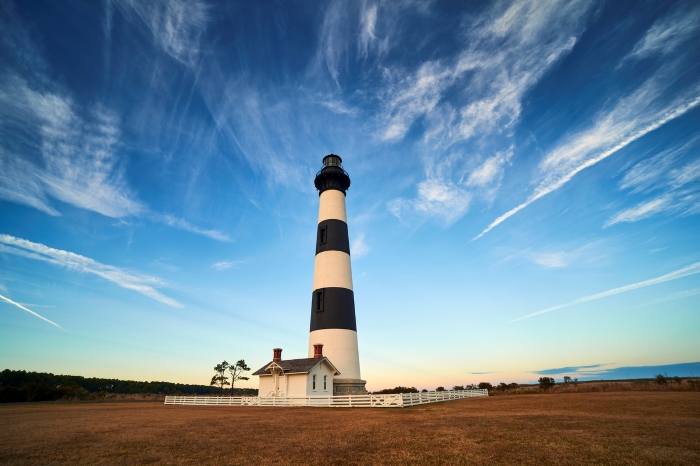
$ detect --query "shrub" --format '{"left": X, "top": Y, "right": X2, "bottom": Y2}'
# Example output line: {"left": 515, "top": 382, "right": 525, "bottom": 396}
{"left": 373, "top": 386, "right": 418, "bottom": 394}
{"left": 538, "top": 377, "right": 555, "bottom": 390}
{"left": 563, "top": 376, "right": 572, "bottom": 384}
{"left": 655, "top": 374, "right": 667, "bottom": 385}
{"left": 421, "top": 389, "right": 428, "bottom": 393}
{"left": 436, "top": 386, "right": 445, "bottom": 392}
{"left": 672, "top": 376, "right": 681, "bottom": 384}
{"left": 453, "top": 385, "right": 464, "bottom": 391}
{"left": 478, "top": 382, "right": 493, "bottom": 390}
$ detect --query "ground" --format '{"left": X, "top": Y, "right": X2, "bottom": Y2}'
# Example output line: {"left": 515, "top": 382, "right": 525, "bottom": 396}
{"left": 1, "top": 392, "right": 699, "bottom": 465}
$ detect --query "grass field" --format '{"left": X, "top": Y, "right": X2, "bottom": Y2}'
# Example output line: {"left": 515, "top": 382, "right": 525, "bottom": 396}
{"left": 1, "top": 392, "right": 699, "bottom": 465}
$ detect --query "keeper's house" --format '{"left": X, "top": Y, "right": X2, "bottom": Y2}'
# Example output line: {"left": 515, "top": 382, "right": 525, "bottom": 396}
{"left": 253, "top": 345, "right": 340, "bottom": 397}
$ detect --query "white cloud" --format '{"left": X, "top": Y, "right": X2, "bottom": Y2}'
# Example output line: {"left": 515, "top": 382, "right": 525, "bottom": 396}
{"left": 475, "top": 74, "right": 700, "bottom": 239}
{"left": 0, "top": 76, "right": 143, "bottom": 218}
{"left": 502, "top": 241, "right": 605, "bottom": 269}
{"left": 155, "top": 214, "right": 231, "bottom": 242}
{"left": 605, "top": 188, "right": 700, "bottom": 228}
{"left": 350, "top": 234, "right": 369, "bottom": 258}
{"left": 385, "top": 0, "right": 594, "bottom": 224}
{"left": 531, "top": 252, "right": 570, "bottom": 269}
{"left": 0, "top": 234, "right": 182, "bottom": 308}
{"left": 389, "top": 178, "right": 471, "bottom": 225}
{"left": 112, "top": 0, "right": 208, "bottom": 67}
{"left": 379, "top": 0, "right": 593, "bottom": 143}
{"left": 607, "top": 138, "right": 700, "bottom": 227}
{"left": 466, "top": 147, "right": 514, "bottom": 199}
{"left": 211, "top": 260, "right": 246, "bottom": 271}
{"left": 510, "top": 261, "right": 700, "bottom": 322}
{"left": 625, "top": 6, "right": 700, "bottom": 62}
{"left": 0, "top": 72, "right": 227, "bottom": 241}
{"left": 618, "top": 146, "right": 681, "bottom": 193}
{"left": 0, "top": 291, "right": 64, "bottom": 330}
{"left": 358, "top": 2, "right": 378, "bottom": 59}
{"left": 669, "top": 158, "right": 700, "bottom": 188}
{"left": 640, "top": 288, "right": 700, "bottom": 307}
{"left": 379, "top": 61, "right": 452, "bottom": 141}
{"left": 604, "top": 195, "right": 673, "bottom": 227}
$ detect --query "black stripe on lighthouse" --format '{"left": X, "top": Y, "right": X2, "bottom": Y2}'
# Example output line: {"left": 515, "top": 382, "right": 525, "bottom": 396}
{"left": 310, "top": 287, "right": 356, "bottom": 331}
{"left": 316, "top": 219, "right": 350, "bottom": 255}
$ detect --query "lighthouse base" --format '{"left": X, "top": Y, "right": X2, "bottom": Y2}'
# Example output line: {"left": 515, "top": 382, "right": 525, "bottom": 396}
{"left": 333, "top": 378, "right": 367, "bottom": 396}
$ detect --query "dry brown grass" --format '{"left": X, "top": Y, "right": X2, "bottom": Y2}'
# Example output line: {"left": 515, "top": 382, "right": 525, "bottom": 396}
{"left": 1, "top": 392, "right": 699, "bottom": 465}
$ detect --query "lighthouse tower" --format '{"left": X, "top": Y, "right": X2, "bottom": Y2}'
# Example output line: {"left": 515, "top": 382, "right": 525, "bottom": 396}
{"left": 309, "top": 155, "right": 366, "bottom": 395}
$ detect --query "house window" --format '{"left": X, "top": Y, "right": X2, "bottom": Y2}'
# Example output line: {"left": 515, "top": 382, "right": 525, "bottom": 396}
{"left": 324, "top": 375, "right": 327, "bottom": 391}
{"left": 316, "top": 290, "right": 324, "bottom": 312}
{"left": 318, "top": 226, "right": 327, "bottom": 245}
{"left": 312, "top": 374, "right": 316, "bottom": 390}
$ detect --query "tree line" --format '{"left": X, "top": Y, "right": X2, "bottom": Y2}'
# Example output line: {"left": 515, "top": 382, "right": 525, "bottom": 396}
{"left": 0, "top": 369, "right": 258, "bottom": 403}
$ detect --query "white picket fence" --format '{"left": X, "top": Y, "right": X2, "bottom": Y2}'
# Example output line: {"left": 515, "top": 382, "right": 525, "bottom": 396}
{"left": 163, "top": 389, "right": 488, "bottom": 408}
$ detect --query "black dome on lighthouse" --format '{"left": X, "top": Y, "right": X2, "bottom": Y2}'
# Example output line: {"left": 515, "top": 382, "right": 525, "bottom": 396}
{"left": 314, "top": 154, "right": 351, "bottom": 195}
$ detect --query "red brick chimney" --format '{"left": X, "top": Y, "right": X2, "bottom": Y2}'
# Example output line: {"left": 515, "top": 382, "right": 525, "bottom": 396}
{"left": 313, "top": 344, "right": 323, "bottom": 359}
{"left": 273, "top": 348, "right": 282, "bottom": 362}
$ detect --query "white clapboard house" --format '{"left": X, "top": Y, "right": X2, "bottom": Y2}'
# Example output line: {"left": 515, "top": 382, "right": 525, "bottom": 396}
{"left": 253, "top": 345, "right": 340, "bottom": 397}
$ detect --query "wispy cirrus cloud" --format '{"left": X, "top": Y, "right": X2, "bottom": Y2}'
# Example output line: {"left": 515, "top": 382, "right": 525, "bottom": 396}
{"left": 386, "top": 0, "right": 594, "bottom": 223}
{"left": 499, "top": 241, "right": 606, "bottom": 269}
{"left": 623, "top": 5, "right": 700, "bottom": 63}
{"left": 351, "top": 234, "right": 370, "bottom": 258}
{"left": 154, "top": 214, "right": 232, "bottom": 242}
{"left": 640, "top": 287, "right": 700, "bottom": 307}
{"left": 379, "top": 0, "right": 593, "bottom": 143}
{"left": 604, "top": 194, "right": 674, "bottom": 227}
{"left": 389, "top": 177, "right": 472, "bottom": 225}
{"left": 509, "top": 261, "right": 700, "bottom": 323}
{"left": 211, "top": 260, "right": 246, "bottom": 271}
{"left": 605, "top": 139, "right": 700, "bottom": 227}
{"left": 0, "top": 75, "right": 143, "bottom": 218}
{"left": 0, "top": 7, "right": 228, "bottom": 242}
{"left": 474, "top": 5, "right": 700, "bottom": 239}
{"left": 111, "top": 0, "right": 209, "bottom": 67}
{"left": 0, "top": 74, "right": 229, "bottom": 240}
{"left": 0, "top": 291, "right": 64, "bottom": 330}
{"left": 0, "top": 234, "right": 182, "bottom": 308}
{"left": 476, "top": 75, "right": 700, "bottom": 239}
{"left": 313, "top": 0, "right": 418, "bottom": 87}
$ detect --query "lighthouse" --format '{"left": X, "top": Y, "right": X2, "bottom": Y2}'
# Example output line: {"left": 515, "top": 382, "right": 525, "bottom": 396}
{"left": 308, "top": 154, "right": 366, "bottom": 395}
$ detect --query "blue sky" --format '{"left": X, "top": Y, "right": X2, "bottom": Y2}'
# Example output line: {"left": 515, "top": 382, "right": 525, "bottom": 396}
{"left": 1, "top": 0, "right": 699, "bottom": 390}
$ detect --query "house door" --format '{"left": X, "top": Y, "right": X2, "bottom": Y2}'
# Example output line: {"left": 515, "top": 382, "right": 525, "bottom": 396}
{"left": 276, "top": 373, "right": 286, "bottom": 396}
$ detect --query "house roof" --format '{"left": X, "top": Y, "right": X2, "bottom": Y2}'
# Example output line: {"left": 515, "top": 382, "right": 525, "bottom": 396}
{"left": 252, "top": 357, "right": 340, "bottom": 376}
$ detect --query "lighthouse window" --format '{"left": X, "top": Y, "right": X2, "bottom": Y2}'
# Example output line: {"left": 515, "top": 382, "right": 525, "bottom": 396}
{"left": 324, "top": 375, "right": 327, "bottom": 391}
{"left": 318, "top": 225, "right": 327, "bottom": 245}
{"left": 312, "top": 374, "right": 317, "bottom": 390}
{"left": 316, "top": 290, "right": 324, "bottom": 312}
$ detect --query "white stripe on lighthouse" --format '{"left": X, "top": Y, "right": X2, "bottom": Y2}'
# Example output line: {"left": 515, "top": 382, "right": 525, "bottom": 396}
{"left": 308, "top": 328, "right": 361, "bottom": 380}
{"left": 312, "top": 251, "right": 354, "bottom": 291}
{"left": 317, "top": 189, "right": 347, "bottom": 223}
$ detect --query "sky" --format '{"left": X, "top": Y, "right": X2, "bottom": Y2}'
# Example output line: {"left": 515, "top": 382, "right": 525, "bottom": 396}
{"left": 0, "top": 0, "right": 699, "bottom": 391}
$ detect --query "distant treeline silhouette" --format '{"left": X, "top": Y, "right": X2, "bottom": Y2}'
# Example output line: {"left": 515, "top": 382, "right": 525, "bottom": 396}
{"left": 0, "top": 369, "right": 258, "bottom": 403}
